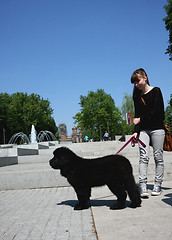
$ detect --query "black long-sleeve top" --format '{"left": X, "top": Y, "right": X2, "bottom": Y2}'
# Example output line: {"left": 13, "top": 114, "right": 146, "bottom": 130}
{"left": 133, "top": 87, "right": 165, "bottom": 134}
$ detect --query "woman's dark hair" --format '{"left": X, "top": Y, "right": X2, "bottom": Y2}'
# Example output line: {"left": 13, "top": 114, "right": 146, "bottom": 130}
{"left": 131, "top": 68, "right": 150, "bottom": 99}
{"left": 131, "top": 68, "right": 149, "bottom": 84}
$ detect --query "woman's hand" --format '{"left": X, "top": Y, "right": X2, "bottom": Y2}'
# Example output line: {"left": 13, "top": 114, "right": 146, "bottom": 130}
{"left": 133, "top": 117, "right": 140, "bottom": 125}
{"left": 130, "top": 132, "right": 138, "bottom": 139}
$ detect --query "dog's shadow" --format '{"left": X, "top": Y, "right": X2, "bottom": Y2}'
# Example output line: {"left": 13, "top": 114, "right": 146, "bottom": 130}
{"left": 57, "top": 194, "right": 131, "bottom": 208}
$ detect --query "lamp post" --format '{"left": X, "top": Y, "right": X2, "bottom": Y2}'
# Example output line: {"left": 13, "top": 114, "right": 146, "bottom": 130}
{"left": 107, "top": 121, "right": 109, "bottom": 133}
{"left": 3, "top": 128, "right": 5, "bottom": 144}
{"left": 100, "top": 125, "right": 102, "bottom": 141}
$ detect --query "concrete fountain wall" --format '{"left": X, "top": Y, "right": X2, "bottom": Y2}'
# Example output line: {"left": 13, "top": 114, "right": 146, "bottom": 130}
{"left": 0, "top": 141, "right": 57, "bottom": 167}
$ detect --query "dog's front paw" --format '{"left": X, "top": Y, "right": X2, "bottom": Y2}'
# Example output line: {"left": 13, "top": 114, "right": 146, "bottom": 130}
{"left": 74, "top": 203, "right": 89, "bottom": 210}
{"left": 129, "top": 202, "right": 141, "bottom": 208}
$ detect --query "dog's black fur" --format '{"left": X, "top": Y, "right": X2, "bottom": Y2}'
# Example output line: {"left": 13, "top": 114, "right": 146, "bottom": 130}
{"left": 49, "top": 147, "right": 141, "bottom": 210}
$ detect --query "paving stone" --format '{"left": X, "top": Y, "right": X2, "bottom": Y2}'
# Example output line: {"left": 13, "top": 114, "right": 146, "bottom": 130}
{"left": 0, "top": 187, "right": 97, "bottom": 240}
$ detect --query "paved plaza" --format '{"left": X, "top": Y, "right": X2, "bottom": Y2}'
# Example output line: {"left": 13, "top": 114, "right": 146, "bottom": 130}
{"left": 0, "top": 181, "right": 172, "bottom": 240}
{"left": 0, "top": 187, "right": 97, "bottom": 240}
{"left": 0, "top": 141, "right": 172, "bottom": 239}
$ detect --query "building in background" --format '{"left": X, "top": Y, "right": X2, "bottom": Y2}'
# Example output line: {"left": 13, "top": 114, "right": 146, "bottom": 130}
{"left": 58, "top": 124, "right": 82, "bottom": 143}
{"left": 71, "top": 127, "right": 82, "bottom": 143}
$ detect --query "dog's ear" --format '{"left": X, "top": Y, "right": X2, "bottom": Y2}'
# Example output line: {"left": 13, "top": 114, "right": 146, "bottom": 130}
{"left": 58, "top": 154, "right": 70, "bottom": 167}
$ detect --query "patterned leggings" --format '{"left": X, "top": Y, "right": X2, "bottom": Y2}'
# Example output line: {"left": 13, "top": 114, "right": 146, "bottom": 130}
{"left": 138, "top": 129, "right": 165, "bottom": 186}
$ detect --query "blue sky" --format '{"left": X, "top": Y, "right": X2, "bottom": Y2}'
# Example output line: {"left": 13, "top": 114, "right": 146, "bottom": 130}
{"left": 0, "top": 0, "right": 172, "bottom": 135}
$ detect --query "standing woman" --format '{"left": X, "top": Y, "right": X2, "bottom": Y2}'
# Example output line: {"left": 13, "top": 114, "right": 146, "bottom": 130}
{"left": 131, "top": 68, "right": 165, "bottom": 198}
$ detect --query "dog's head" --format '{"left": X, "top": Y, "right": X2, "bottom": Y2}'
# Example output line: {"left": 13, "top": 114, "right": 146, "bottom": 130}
{"left": 49, "top": 147, "right": 75, "bottom": 170}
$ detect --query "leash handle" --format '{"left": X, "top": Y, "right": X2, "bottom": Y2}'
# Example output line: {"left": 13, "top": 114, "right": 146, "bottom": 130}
{"left": 115, "top": 137, "right": 146, "bottom": 155}
{"left": 136, "top": 138, "right": 146, "bottom": 148}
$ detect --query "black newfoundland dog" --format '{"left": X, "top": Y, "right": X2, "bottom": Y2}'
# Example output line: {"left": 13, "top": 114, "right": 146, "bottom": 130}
{"left": 49, "top": 147, "right": 141, "bottom": 210}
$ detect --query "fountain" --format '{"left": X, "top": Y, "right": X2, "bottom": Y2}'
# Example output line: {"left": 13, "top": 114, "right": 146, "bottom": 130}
{"left": 8, "top": 125, "right": 57, "bottom": 144}
{"left": 8, "top": 132, "right": 30, "bottom": 144}
{"left": 30, "top": 125, "right": 37, "bottom": 143}
{"left": 37, "top": 131, "right": 57, "bottom": 142}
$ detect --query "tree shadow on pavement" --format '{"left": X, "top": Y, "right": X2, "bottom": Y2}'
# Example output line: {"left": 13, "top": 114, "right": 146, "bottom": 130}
{"left": 147, "top": 183, "right": 172, "bottom": 207}
{"left": 162, "top": 193, "right": 172, "bottom": 207}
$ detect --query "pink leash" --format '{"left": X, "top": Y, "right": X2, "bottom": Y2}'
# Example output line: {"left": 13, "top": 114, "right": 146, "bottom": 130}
{"left": 115, "top": 137, "right": 146, "bottom": 155}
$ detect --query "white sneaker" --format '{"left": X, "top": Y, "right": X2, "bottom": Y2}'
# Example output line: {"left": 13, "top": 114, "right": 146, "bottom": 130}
{"left": 140, "top": 185, "right": 149, "bottom": 198}
{"left": 151, "top": 186, "right": 162, "bottom": 196}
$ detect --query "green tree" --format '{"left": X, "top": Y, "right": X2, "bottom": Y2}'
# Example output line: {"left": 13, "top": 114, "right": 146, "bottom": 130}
{"left": 165, "top": 94, "right": 172, "bottom": 131}
{"left": 0, "top": 92, "right": 58, "bottom": 144}
{"left": 121, "top": 93, "right": 134, "bottom": 120}
{"left": 163, "top": 0, "right": 172, "bottom": 60}
{"left": 73, "top": 89, "right": 123, "bottom": 141}
{"left": 121, "top": 93, "right": 134, "bottom": 135}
